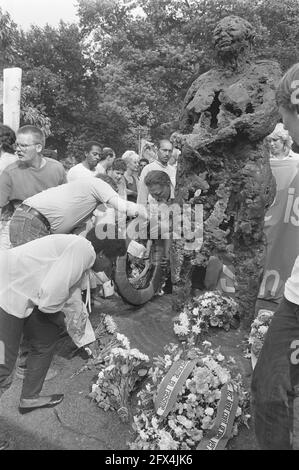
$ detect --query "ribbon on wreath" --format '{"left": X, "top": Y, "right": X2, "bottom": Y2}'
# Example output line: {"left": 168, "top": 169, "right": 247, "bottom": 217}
{"left": 154, "top": 359, "right": 240, "bottom": 450}
{"left": 196, "top": 382, "right": 239, "bottom": 450}
{"left": 155, "top": 358, "right": 198, "bottom": 418}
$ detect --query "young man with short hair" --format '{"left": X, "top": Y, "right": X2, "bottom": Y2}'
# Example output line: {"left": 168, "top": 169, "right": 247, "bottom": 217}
{"left": 67, "top": 141, "right": 102, "bottom": 181}
{"left": 0, "top": 125, "right": 66, "bottom": 219}
{"left": 110, "top": 159, "right": 127, "bottom": 199}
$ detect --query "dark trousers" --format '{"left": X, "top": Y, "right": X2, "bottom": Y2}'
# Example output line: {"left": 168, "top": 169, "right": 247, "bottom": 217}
{"left": 0, "top": 307, "right": 62, "bottom": 399}
{"left": 251, "top": 297, "right": 299, "bottom": 449}
{"left": 9, "top": 210, "right": 51, "bottom": 370}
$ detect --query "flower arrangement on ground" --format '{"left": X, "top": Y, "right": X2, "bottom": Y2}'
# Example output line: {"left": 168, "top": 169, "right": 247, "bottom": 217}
{"left": 129, "top": 342, "right": 250, "bottom": 450}
{"left": 248, "top": 309, "right": 274, "bottom": 359}
{"left": 174, "top": 291, "right": 239, "bottom": 344}
{"left": 89, "top": 333, "right": 149, "bottom": 423}
{"left": 71, "top": 313, "right": 119, "bottom": 376}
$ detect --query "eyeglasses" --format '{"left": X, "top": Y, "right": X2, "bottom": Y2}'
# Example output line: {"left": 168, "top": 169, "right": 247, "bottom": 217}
{"left": 16, "top": 143, "right": 40, "bottom": 150}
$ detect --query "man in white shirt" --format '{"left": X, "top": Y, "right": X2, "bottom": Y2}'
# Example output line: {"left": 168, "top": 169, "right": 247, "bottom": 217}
{"left": 9, "top": 176, "right": 147, "bottom": 247}
{"left": 252, "top": 63, "right": 299, "bottom": 450}
{"left": 137, "top": 139, "right": 176, "bottom": 205}
{"left": 0, "top": 229, "right": 126, "bottom": 418}
{"left": 67, "top": 141, "right": 102, "bottom": 181}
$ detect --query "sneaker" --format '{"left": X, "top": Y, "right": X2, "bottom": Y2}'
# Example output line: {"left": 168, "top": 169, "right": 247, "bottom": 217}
{"left": 16, "top": 366, "right": 58, "bottom": 381}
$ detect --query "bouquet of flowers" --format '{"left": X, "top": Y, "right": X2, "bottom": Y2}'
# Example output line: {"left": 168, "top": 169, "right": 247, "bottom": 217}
{"left": 90, "top": 333, "right": 150, "bottom": 423}
{"left": 71, "top": 314, "right": 120, "bottom": 376}
{"left": 174, "top": 291, "right": 239, "bottom": 345}
{"left": 248, "top": 309, "right": 274, "bottom": 359}
{"left": 129, "top": 342, "right": 250, "bottom": 450}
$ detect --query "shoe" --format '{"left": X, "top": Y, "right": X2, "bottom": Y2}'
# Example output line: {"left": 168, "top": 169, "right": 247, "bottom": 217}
{"left": 19, "top": 394, "right": 64, "bottom": 414}
{"left": 16, "top": 366, "right": 58, "bottom": 381}
{"left": 0, "top": 440, "right": 9, "bottom": 450}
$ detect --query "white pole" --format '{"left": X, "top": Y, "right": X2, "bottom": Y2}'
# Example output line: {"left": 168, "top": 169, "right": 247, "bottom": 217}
{"left": 3, "top": 67, "right": 22, "bottom": 132}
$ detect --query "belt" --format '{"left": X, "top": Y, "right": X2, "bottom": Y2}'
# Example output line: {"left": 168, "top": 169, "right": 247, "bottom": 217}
{"left": 17, "top": 203, "right": 51, "bottom": 232}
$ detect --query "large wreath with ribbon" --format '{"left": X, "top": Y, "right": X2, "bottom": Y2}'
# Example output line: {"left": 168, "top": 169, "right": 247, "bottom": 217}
{"left": 129, "top": 342, "right": 250, "bottom": 450}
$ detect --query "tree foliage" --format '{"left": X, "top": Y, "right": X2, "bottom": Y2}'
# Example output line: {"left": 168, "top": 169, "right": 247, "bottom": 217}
{"left": 1, "top": 0, "right": 299, "bottom": 157}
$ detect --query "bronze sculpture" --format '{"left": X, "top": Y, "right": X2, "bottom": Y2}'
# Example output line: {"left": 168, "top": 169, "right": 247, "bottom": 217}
{"left": 171, "top": 15, "right": 282, "bottom": 321}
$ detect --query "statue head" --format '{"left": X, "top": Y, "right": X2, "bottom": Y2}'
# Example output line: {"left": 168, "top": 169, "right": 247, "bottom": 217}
{"left": 213, "top": 16, "right": 254, "bottom": 63}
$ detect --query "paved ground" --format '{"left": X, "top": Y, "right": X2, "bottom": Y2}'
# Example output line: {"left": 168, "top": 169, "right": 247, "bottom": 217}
{"left": 0, "top": 293, "right": 258, "bottom": 450}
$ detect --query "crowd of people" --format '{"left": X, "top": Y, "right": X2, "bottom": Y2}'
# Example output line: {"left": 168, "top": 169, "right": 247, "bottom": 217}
{"left": 0, "top": 126, "right": 179, "bottom": 450}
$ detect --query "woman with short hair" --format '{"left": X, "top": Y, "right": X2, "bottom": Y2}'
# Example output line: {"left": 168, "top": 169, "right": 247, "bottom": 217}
{"left": 266, "top": 123, "right": 298, "bottom": 160}
{"left": 122, "top": 151, "right": 140, "bottom": 202}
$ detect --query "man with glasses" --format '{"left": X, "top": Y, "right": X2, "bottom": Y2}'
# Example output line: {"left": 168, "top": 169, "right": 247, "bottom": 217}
{"left": 0, "top": 125, "right": 66, "bottom": 225}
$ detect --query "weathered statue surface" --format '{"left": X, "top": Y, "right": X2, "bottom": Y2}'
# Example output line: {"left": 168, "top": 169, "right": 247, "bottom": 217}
{"left": 171, "top": 15, "right": 282, "bottom": 322}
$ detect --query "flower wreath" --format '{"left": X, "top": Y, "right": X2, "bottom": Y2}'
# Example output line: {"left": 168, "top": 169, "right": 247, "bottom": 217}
{"left": 129, "top": 342, "right": 250, "bottom": 450}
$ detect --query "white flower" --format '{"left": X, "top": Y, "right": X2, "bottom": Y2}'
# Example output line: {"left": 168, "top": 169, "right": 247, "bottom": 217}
{"left": 151, "top": 417, "right": 159, "bottom": 429}
{"left": 111, "top": 347, "right": 127, "bottom": 358}
{"left": 204, "top": 292, "right": 214, "bottom": 299}
{"left": 192, "top": 307, "right": 199, "bottom": 316}
{"left": 116, "top": 333, "right": 131, "bottom": 349}
{"left": 216, "top": 368, "right": 230, "bottom": 384}
{"left": 192, "top": 324, "right": 201, "bottom": 334}
{"left": 130, "top": 348, "right": 150, "bottom": 362}
{"left": 202, "top": 341, "right": 212, "bottom": 347}
{"left": 215, "top": 306, "right": 222, "bottom": 316}
{"left": 158, "top": 430, "right": 178, "bottom": 450}
{"left": 235, "top": 406, "right": 242, "bottom": 417}
{"left": 187, "top": 393, "right": 197, "bottom": 403}
{"left": 174, "top": 323, "right": 189, "bottom": 336}
{"left": 139, "top": 430, "right": 148, "bottom": 441}
{"left": 104, "top": 315, "right": 117, "bottom": 333}
{"left": 201, "top": 300, "right": 210, "bottom": 308}
{"left": 216, "top": 353, "right": 225, "bottom": 362}
{"left": 205, "top": 407, "right": 214, "bottom": 416}
{"left": 179, "top": 311, "right": 190, "bottom": 327}
{"left": 176, "top": 415, "right": 194, "bottom": 429}
{"left": 258, "top": 325, "right": 268, "bottom": 335}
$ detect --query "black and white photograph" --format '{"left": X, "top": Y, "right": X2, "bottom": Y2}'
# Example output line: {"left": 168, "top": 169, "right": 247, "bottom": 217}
{"left": 0, "top": 0, "right": 299, "bottom": 453}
